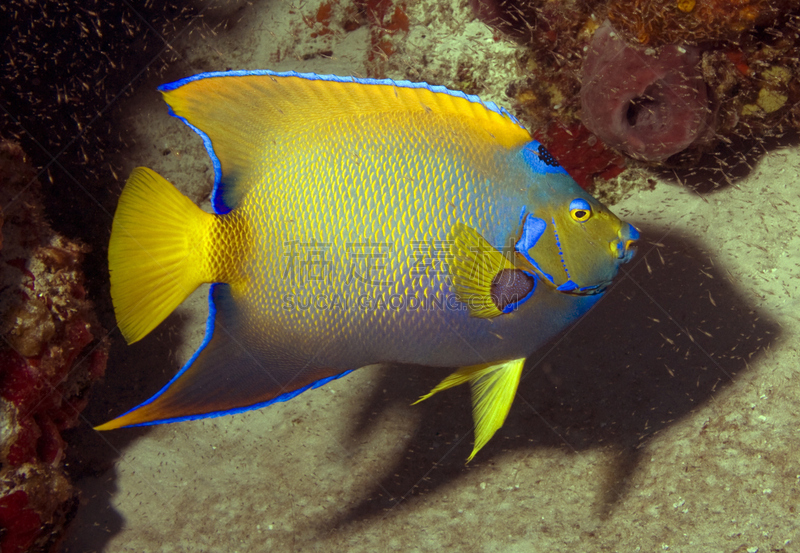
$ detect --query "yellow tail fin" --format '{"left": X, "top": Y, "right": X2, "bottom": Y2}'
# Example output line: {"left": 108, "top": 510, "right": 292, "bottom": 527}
{"left": 109, "top": 167, "right": 215, "bottom": 344}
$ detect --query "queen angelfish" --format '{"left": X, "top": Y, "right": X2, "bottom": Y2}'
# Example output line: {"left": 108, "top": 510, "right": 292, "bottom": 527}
{"left": 96, "top": 70, "right": 639, "bottom": 461}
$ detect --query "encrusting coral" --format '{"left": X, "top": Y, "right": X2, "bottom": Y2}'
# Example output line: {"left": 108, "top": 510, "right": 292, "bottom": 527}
{"left": 0, "top": 139, "right": 108, "bottom": 553}
{"left": 470, "top": 0, "right": 800, "bottom": 191}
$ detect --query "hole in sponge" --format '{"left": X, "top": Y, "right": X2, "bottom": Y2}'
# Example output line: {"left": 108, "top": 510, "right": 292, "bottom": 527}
{"left": 626, "top": 93, "right": 658, "bottom": 127}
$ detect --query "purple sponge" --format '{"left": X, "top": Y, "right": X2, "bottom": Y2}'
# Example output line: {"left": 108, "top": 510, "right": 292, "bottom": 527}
{"left": 580, "top": 20, "right": 711, "bottom": 161}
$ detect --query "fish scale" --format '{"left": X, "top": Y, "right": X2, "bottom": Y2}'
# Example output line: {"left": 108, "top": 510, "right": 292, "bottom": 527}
{"left": 246, "top": 122, "right": 481, "bottom": 353}
{"left": 96, "top": 70, "right": 638, "bottom": 461}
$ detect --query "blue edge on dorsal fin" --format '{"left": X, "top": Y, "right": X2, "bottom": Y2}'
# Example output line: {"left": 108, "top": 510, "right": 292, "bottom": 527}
{"left": 114, "top": 70, "right": 524, "bottom": 427}
{"left": 157, "top": 69, "right": 526, "bottom": 215}
{"left": 119, "top": 284, "right": 354, "bottom": 427}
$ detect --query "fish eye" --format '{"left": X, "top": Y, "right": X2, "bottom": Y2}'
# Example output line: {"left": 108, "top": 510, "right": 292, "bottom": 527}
{"left": 569, "top": 198, "right": 592, "bottom": 222}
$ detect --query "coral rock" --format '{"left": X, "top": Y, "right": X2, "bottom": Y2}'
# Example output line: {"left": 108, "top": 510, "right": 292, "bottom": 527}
{"left": 533, "top": 122, "right": 626, "bottom": 190}
{"left": 607, "top": 0, "right": 790, "bottom": 47}
{"left": 0, "top": 139, "right": 108, "bottom": 553}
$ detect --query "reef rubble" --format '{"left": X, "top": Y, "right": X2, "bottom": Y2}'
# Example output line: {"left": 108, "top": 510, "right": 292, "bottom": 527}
{"left": 0, "top": 139, "right": 108, "bottom": 553}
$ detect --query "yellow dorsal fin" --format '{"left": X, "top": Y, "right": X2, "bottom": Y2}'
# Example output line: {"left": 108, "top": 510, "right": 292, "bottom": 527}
{"left": 158, "top": 71, "right": 532, "bottom": 210}
{"left": 448, "top": 221, "right": 514, "bottom": 318}
{"left": 414, "top": 358, "right": 526, "bottom": 461}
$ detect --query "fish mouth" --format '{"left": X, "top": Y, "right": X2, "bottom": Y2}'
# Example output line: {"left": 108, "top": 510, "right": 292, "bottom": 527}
{"left": 614, "top": 222, "right": 640, "bottom": 262}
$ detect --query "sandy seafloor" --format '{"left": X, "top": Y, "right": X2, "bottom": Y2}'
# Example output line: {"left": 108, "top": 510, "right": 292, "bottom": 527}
{"left": 59, "top": 0, "right": 800, "bottom": 551}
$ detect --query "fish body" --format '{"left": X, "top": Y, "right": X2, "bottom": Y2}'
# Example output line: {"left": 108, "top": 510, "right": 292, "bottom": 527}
{"left": 98, "top": 70, "right": 638, "bottom": 460}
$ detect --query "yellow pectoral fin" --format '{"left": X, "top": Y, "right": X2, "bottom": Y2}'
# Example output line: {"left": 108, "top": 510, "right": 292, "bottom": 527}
{"left": 414, "top": 358, "right": 526, "bottom": 461}
{"left": 448, "top": 222, "right": 515, "bottom": 319}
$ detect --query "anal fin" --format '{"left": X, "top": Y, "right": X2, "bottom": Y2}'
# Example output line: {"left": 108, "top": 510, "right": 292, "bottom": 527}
{"left": 95, "top": 284, "right": 351, "bottom": 430}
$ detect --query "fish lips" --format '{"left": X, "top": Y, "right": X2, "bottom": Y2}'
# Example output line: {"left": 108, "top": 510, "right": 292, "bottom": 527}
{"left": 616, "top": 222, "right": 640, "bottom": 263}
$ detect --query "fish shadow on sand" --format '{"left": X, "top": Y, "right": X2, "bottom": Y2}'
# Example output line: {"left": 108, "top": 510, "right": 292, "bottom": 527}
{"left": 61, "top": 309, "right": 193, "bottom": 552}
{"left": 653, "top": 131, "right": 799, "bottom": 193}
{"left": 326, "top": 220, "right": 780, "bottom": 528}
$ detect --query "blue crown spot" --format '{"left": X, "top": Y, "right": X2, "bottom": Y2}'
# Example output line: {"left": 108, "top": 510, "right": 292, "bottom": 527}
{"left": 521, "top": 141, "right": 568, "bottom": 176}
